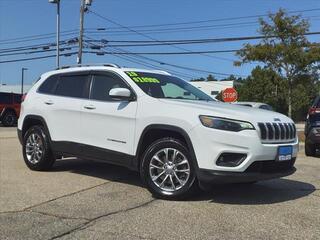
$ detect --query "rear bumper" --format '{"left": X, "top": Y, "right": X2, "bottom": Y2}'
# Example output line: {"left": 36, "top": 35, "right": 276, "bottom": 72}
{"left": 197, "top": 158, "right": 296, "bottom": 184}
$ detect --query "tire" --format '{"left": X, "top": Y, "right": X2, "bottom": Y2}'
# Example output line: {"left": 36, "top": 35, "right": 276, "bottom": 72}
{"left": 140, "top": 137, "right": 197, "bottom": 200}
{"left": 305, "top": 143, "right": 316, "bottom": 157}
{"left": 2, "top": 111, "right": 17, "bottom": 127}
{"left": 22, "top": 125, "right": 55, "bottom": 171}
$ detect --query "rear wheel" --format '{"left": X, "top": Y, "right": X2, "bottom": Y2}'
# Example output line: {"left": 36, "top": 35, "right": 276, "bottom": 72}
{"left": 140, "top": 138, "right": 197, "bottom": 200}
{"left": 22, "top": 125, "right": 55, "bottom": 171}
{"left": 305, "top": 143, "right": 316, "bottom": 157}
{"left": 2, "top": 111, "right": 17, "bottom": 127}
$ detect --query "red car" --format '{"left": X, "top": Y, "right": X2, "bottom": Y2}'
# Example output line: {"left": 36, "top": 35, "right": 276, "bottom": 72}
{"left": 0, "top": 92, "right": 22, "bottom": 127}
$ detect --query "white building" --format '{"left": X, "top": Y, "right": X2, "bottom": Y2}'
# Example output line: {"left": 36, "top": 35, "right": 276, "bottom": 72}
{"left": 189, "top": 80, "right": 234, "bottom": 99}
{"left": 0, "top": 84, "right": 32, "bottom": 94}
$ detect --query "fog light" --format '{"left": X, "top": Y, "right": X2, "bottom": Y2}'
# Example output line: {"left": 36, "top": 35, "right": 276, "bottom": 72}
{"left": 216, "top": 153, "right": 247, "bottom": 167}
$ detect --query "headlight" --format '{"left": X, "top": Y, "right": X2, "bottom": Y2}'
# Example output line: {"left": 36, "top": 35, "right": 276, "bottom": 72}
{"left": 199, "top": 115, "right": 255, "bottom": 132}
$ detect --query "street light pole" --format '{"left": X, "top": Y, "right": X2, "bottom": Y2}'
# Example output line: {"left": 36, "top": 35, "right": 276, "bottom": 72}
{"left": 21, "top": 68, "right": 28, "bottom": 94}
{"left": 49, "top": 0, "right": 60, "bottom": 68}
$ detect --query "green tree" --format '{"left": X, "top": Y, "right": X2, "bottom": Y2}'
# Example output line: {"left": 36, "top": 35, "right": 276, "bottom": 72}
{"left": 237, "top": 66, "right": 288, "bottom": 113}
{"left": 235, "top": 9, "right": 320, "bottom": 118}
{"left": 206, "top": 74, "right": 217, "bottom": 81}
{"left": 190, "top": 77, "right": 206, "bottom": 82}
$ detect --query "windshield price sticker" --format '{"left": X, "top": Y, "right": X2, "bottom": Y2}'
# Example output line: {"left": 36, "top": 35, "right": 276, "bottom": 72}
{"left": 126, "top": 72, "right": 160, "bottom": 83}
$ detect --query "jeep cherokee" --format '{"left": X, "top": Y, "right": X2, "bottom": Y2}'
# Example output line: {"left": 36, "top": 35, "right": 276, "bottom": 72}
{"left": 17, "top": 64, "right": 298, "bottom": 199}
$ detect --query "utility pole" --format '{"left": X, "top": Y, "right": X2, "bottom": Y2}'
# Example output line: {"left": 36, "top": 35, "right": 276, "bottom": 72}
{"left": 49, "top": 0, "right": 60, "bottom": 68}
{"left": 77, "top": 0, "right": 92, "bottom": 64}
{"left": 21, "top": 68, "right": 28, "bottom": 94}
{"left": 56, "top": 0, "right": 60, "bottom": 68}
{"left": 77, "top": 0, "right": 85, "bottom": 64}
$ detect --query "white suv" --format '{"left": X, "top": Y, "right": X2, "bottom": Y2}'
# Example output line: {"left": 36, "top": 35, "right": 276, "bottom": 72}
{"left": 18, "top": 64, "right": 299, "bottom": 199}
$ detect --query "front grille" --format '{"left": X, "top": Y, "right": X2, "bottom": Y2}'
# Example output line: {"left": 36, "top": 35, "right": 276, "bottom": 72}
{"left": 245, "top": 158, "right": 296, "bottom": 174}
{"left": 258, "top": 122, "right": 296, "bottom": 143}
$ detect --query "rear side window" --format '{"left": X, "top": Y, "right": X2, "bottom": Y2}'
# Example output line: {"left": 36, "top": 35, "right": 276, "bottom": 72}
{"left": 38, "top": 75, "right": 59, "bottom": 94}
{"left": 0, "top": 93, "right": 12, "bottom": 104}
{"left": 55, "top": 75, "right": 90, "bottom": 99}
{"left": 90, "top": 74, "right": 127, "bottom": 101}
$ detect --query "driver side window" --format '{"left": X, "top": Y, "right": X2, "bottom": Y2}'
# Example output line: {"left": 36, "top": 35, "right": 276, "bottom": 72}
{"left": 90, "top": 74, "right": 127, "bottom": 102}
{"left": 161, "top": 83, "right": 197, "bottom": 100}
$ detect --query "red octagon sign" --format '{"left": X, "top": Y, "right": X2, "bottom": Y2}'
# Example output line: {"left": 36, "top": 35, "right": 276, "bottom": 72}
{"left": 222, "top": 87, "right": 238, "bottom": 102}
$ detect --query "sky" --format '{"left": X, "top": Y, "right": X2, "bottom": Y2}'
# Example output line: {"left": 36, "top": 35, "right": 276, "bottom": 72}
{"left": 0, "top": 0, "right": 319, "bottom": 86}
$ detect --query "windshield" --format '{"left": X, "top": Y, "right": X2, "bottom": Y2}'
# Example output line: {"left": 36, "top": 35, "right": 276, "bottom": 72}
{"left": 126, "top": 71, "right": 214, "bottom": 101}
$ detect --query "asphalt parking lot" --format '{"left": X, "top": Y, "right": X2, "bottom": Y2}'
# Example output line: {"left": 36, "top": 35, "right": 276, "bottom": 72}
{"left": 0, "top": 127, "right": 319, "bottom": 240}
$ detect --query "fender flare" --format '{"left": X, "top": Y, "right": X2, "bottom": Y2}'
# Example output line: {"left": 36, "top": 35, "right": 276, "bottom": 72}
{"left": 21, "top": 115, "right": 52, "bottom": 143}
{"left": 132, "top": 124, "right": 199, "bottom": 171}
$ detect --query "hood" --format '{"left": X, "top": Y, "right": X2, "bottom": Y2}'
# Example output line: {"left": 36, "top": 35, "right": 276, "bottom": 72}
{"left": 158, "top": 99, "right": 293, "bottom": 124}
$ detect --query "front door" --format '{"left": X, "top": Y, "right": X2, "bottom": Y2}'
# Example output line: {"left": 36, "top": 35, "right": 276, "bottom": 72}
{"left": 80, "top": 72, "right": 137, "bottom": 160}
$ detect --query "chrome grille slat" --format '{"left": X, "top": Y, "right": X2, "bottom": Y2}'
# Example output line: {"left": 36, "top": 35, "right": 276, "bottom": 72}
{"left": 257, "top": 122, "right": 296, "bottom": 143}
{"left": 273, "top": 123, "right": 280, "bottom": 140}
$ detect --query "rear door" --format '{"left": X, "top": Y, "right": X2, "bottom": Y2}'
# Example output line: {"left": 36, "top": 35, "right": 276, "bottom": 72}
{"left": 80, "top": 71, "right": 137, "bottom": 158}
{"left": 37, "top": 72, "right": 91, "bottom": 147}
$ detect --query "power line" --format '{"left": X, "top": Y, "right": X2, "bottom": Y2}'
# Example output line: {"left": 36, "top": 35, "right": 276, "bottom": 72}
{"left": 89, "top": 10, "right": 236, "bottom": 62}
{"left": 91, "top": 8, "right": 320, "bottom": 30}
{"left": 108, "top": 46, "right": 244, "bottom": 77}
{"left": 86, "top": 16, "right": 320, "bottom": 35}
{"left": 0, "top": 52, "right": 78, "bottom": 64}
{"left": 2, "top": 30, "right": 320, "bottom": 56}
{"left": 1, "top": 7, "right": 319, "bottom": 44}
{"left": 88, "top": 49, "right": 238, "bottom": 55}
{"left": 84, "top": 39, "right": 199, "bottom": 79}
{"left": 84, "top": 36, "right": 239, "bottom": 78}
{"left": 0, "top": 38, "right": 78, "bottom": 54}
{"left": 0, "top": 45, "right": 78, "bottom": 57}
{"left": 84, "top": 36, "right": 244, "bottom": 77}
{"left": 83, "top": 31, "right": 320, "bottom": 47}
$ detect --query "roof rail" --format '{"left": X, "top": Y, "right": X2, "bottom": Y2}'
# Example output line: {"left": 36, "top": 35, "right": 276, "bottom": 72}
{"left": 56, "top": 63, "right": 121, "bottom": 70}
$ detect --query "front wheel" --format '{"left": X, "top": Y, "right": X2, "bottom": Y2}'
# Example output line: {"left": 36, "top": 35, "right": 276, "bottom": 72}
{"left": 140, "top": 138, "right": 197, "bottom": 200}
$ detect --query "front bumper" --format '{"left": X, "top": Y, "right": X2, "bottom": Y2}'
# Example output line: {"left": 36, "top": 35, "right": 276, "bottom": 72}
{"left": 197, "top": 158, "right": 296, "bottom": 183}
{"left": 188, "top": 124, "right": 299, "bottom": 173}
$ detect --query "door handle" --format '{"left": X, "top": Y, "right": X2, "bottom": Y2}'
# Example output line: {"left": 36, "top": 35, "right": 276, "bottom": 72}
{"left": 44, "top": 100, "right": 54, "bottom": 105}
{"left": 84, "top": 105, "right": 96, "bottom": 110}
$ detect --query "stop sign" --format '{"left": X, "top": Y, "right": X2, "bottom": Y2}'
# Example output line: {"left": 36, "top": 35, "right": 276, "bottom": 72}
{"left": 222, "top": 88, "right": 238, "bottom": 102}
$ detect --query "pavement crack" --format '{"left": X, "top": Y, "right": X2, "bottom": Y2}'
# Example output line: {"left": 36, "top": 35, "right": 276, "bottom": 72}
{"left": 0, "top": 209, "right": 25, "bottom": 215}
{"left": 29, "top": 210, "right": 90, "bottom": 221}
{"left": 23, "top": 181, "right": 112, "bottom": 211}
{"left": 49, "top": 198, "right": 156, "bottom": 240}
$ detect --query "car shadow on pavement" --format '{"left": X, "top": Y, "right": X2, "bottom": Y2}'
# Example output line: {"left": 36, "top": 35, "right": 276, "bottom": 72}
{"left": 190, "top": 179, "right": 316, "bottom": 204}
{"left": 52, "top": 157, "right": 143, "bottom": 187}
{"left": 52, "top": 158, "right": 316, "bottom": 205}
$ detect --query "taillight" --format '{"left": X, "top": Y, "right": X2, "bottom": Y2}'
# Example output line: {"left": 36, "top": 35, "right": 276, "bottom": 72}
{"left": 308, "top": 107, "right": 320, "bottom": 115}
{"left": 21, "top": 93, "right": 27, "bottom": 102}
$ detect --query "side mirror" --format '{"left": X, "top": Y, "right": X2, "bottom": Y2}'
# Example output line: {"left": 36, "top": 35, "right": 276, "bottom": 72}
{"left": 109, "top": 88, "right": 132, "bottom": 101}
